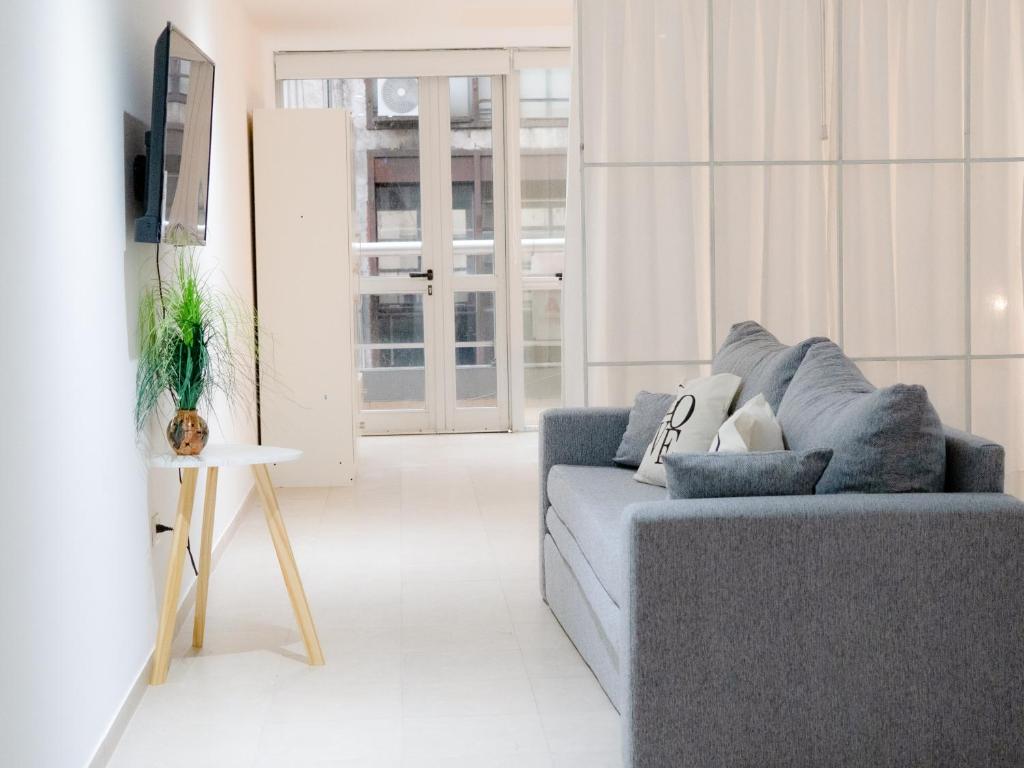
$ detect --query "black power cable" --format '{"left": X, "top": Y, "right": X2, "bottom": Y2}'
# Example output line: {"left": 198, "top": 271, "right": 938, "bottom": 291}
{"left": 155, "top": 523, "right": 199, "bottom": 576}
{"left": 153, "top": 466, "right": 199, "bottom": 577}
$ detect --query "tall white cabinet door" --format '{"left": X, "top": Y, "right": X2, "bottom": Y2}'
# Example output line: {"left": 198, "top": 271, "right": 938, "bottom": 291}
{"left": 254, "top": 108, "right": 357, "bottom": 486}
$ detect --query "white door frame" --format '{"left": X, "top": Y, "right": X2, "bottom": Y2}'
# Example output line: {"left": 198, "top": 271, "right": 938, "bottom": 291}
{"left": 504, "top": 49, "right": 571, "bottom": 430}
{"left": 436, "top": 75, "right": 510, "bottom": 432}
{"left": 300, "top": 51, "right": 511, "bottom": 434}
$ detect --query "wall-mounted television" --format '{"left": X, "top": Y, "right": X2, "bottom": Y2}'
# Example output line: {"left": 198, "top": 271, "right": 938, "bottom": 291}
{"left": 134, "top": 23, "right": 215, "bottom": 245}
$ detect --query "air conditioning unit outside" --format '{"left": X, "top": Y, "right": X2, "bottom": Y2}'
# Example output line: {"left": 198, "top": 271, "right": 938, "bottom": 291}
{"left": 376, "top": 78, "right": 419, "bottom": 118}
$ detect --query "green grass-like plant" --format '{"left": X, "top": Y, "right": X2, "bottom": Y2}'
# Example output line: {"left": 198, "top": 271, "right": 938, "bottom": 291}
{"left": 135, "top": 247, "right": 251, "bottom": 432}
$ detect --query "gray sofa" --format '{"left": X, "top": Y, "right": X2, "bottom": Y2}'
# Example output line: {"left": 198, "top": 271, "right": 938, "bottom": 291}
{"left": 540, "top": 336, "right": 1024, "bottom": 767}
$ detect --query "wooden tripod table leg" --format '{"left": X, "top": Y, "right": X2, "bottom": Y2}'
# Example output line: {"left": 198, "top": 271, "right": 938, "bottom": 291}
{"left": 192, "top": 466, "right": 219, "bottom": 648}
{"left": 151, "top": 467, "right": 199, "bottom": 685}
{"left": 252, "top": 464, "right": 325, "bottom": 666}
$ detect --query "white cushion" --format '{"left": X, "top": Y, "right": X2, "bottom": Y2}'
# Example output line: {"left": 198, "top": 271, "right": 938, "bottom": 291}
{"left": 711, "top": 393, "right": 785, "bottom": 453}
{"left": 634, "top": 373, "right": 742, "bottom": 487}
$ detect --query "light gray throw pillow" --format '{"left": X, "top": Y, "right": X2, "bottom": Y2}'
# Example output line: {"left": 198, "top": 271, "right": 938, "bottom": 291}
{"left": 777, "top": 342, "right": 946, "bottom": 494}
{"left": 712, "top": 321, "right": 828, "bottom": 412}
{"left": 614, "top": 391, "right": 675, "bottom": 468}
{"left": 635, "top": 374, "right": 742, "bottom": 487}
{"left": 663, "top": 449, "right": 833, "bottom": 499}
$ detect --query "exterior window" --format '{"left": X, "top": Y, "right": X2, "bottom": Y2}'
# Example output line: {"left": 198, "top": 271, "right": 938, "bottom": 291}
{"left": 279, "top": 58, "right": 570, "bottom": 429}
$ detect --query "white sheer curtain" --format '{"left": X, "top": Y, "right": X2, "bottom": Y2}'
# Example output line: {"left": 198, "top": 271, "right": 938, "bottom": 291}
{"left": 714, "top": 0, "right": 836, "bottom": 162}
{"left": 562, "top": 0, "right": 586, "bottom": 406}
{"left": 713, "top": 165, "right": 836, "bottom": 347}
{"left": 842, "top": 0, "right": 964, "bottom": 160}
{"left": 970, "top": 0, "right": 1024, "bottom": 496}
{"left": 570, "top": 0, "right": 1024, "bottom": 495}
{"left": 581, "top": 0, "right": 708, "bottom": 164}
{"left": 573, "top": 0, "right": 710, "bottom": 404}
{"left": 841, "top": 0, "right": 965, "bottom": 359}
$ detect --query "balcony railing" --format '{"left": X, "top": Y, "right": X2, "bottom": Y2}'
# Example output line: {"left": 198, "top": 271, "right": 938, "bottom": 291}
{"left": 352, "top": 237, "right": 565, "bottom": 277}
{"left": 353, "top": 238, "right": 564, "bottom": 406}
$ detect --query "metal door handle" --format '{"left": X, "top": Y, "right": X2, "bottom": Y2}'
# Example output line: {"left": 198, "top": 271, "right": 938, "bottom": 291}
{"left": 410, "top": 269, "right": 434, "bottom": 280}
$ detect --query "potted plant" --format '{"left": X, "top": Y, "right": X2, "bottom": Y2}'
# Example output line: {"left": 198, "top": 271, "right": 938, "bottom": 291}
{"left": 135, "top": 248, "right": 250, "bottom": 455}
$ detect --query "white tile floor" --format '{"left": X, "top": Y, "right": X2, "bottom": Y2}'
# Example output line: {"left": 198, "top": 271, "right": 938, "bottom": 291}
{"left": 110, "top": 432, "right": 621, "bottom": 768}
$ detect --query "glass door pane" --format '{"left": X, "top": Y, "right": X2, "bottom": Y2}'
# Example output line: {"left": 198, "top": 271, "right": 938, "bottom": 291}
{"left": 454, "top": 291, "right": 497, "bottom": 408}
{"left": 444, "top": 75, "right": 509, "bottom": 430}
{"left": 352, "top": 77, "right": 424, "bottom": 277}
{"left": 523, "top": 287, "right": 562, "bottom": 425}
{"left": 349, "top": 76, "right": 434, "bottom": 430}
{"left": 357, "top": 293, "right": 427, "bottom": 411}
{"left": 449, "top": 76, "right": 496, "bottom": 276}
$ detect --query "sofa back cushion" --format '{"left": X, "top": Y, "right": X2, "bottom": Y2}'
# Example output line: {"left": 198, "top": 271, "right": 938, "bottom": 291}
{"left": 712, "top": 321, "right": 828, "bottom": 412}
{"left": 777, "top": 342, "right": 946, "bottom": 494}
{"left": 614, "top": 391, "right": 676, "bottom": 468}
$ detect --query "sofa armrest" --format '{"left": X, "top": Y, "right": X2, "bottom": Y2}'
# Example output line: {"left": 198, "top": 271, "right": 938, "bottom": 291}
{"left": 944, "top": 426, "right": 1005, "bottom": 492}
{"left": 539, "top": 407, "right": 630, "bottom": 598}
{"left": 539, "top": 406, "right": 630, "bottom": 516}
{"left": 623, "top": 493, "right": 1024, "bottom": 768}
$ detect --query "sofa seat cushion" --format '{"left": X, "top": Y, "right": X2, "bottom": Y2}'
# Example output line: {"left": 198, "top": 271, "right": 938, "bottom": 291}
{"left": 547, "top": 464, "right": 666, "bottom": 606}
{"left": 778, "top": 342, "right": 946, "bottom": 494}
{"left": 712, "top": 320, "right": 828, "bottom": 412}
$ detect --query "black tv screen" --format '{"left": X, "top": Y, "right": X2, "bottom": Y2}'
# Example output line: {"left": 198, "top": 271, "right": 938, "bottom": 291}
{"left": 135, "top": 23, "right": 215, "bottom": 245}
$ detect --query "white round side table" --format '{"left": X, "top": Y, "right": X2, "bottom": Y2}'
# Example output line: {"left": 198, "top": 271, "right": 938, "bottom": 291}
{"left": 147, "top": 443, "right": 324, "bottom": 685}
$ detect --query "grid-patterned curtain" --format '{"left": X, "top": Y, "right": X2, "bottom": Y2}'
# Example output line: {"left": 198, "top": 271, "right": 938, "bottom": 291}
{"left": 571, "top": 0, "right": 1024, "bottom": 497}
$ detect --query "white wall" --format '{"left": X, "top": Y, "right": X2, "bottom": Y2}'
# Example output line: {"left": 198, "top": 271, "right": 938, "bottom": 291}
{"left": 0, "top": 1, "right": 266, "bottom": 765}
{"left": 0, "top": 3, "right": 564, "bottom": 763}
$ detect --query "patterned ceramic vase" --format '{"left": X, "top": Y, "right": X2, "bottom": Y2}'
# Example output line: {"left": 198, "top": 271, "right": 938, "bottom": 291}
{"left": 167, "top": 410, "right": 209, "bottom": 455}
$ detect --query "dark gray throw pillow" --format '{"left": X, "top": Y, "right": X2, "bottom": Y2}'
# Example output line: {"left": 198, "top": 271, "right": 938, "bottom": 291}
{"left": 614, "top": 391, "right": 676, "bottom": 468}
{"left": 712, "top": 321, "right": 828, "bottom": 412}
{"left": 663, "top": 449, "right": 833, "bottom": 499}
{"left": 777, "top": 342, "right": 946, "bottom": 494}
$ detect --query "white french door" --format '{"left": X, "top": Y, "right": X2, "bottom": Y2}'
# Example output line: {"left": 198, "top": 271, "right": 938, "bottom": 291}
{"left": 334, "top": 69, "right": 509, "bottom": 434}
{"left": 277, "top": 48, "right": 570, "bottom": 434}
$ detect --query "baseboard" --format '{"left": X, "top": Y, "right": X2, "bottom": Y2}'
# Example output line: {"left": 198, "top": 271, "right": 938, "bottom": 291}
{"left": 87, "top": 484, "right": 256, "bottom": 768}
